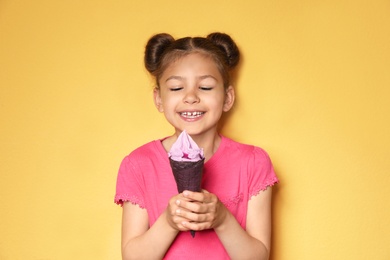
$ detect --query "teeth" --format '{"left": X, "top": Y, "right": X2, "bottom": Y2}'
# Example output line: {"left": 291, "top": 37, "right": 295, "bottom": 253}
{"left": 181, "top": 111, "right": 203, "bottom": 118}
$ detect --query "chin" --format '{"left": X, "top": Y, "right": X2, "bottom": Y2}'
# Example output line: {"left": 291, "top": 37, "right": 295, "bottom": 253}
{"left": 175, "top": 128, "right": 199, "bottom": 136}
{"left": 182, "top": 129, "right": 216, "bottom": 138}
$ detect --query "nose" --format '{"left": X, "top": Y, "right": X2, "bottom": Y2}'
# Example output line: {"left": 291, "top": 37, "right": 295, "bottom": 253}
{"left": 183, "top": 88, "right": 200, "bottom": 104}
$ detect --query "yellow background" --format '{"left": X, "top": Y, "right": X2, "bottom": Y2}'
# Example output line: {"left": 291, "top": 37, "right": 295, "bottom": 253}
{"left": 1, "top": 0, "right": 389, "bottom": 259}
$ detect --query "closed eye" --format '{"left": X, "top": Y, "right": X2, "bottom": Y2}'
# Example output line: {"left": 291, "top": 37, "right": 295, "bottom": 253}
{"left": 170, "top": 87, "right": 183, "bottom": 91}
{"left": 199, "top": 86, "right": 213, "bottom": 91}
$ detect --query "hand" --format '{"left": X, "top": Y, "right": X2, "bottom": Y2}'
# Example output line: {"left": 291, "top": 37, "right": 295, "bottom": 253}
{"left": 166, "top": 193, "right": 195, "bottom": 232}
{"left": 173, "top": 190, "right": 229, "bottom": 232}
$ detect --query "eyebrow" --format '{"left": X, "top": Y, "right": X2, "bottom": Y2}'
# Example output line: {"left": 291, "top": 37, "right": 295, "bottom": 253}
{"left": 165, "top": 75, "right": 218, "bottom": 82}
{"left": 165, "top": 76, "right": 184, "bottom": 82}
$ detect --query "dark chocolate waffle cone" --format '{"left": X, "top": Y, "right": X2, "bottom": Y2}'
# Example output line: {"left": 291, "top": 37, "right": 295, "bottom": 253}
{"left": 169, "top": 157, "right": 205, "bottom": 238}
{"left": 169, "top": 158, "right": 205, "bottom": 193}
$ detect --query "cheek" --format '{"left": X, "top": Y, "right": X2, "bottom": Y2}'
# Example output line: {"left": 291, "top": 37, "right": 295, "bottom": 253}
{"left": 210, "top": 95, "right": 226, "bottom": 108}
{"left": 160, "top": 96, "right": 179, "bottom": 110}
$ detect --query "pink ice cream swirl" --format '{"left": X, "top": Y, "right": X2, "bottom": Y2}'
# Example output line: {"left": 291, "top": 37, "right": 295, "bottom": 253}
{"left": 168, "top": 130, "right": 204, "bottom": 161}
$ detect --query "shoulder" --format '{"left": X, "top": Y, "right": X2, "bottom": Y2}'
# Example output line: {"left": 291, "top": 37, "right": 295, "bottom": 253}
{"left": 220, "top": 136, "right": 274, "bottom": 175}
{"left": 126, "top": 139, "right": 164, "bottom": 157}
{"left": 222, "top": 136, "right": 278, "bottom": 194}
{"left": 222, "top": 136, "right": 271, "bottom": 161}
{"left": 117, "top": 138, "right": 169, "bottom": 183}
{"left": 121, "top": 139, "right": 167, "bottom": 166}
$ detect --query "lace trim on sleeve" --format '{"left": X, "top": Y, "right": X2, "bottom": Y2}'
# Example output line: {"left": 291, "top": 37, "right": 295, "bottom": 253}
{"left": 220, "top": 193, "right": 244, "bottom": 209}
{"left": 249, "top": 176, "right": 279, "bottom": 198}
{"left": 114, "top": 194, "right": 145, "bottom": 208}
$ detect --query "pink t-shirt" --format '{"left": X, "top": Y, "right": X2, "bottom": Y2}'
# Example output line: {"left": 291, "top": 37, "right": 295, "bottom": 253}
{"left": 115, "top": 135, "right": 278, "bottom": 259}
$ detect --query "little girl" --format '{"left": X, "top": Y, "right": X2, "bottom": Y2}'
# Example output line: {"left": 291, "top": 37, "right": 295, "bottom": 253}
{"left": 115, "top": 32, "right": 278, "bottom": 259}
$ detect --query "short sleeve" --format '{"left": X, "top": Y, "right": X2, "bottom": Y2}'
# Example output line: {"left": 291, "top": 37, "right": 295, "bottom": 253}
{"left": 114, "top": 155, "right": 145, "bottom": 208}
{"left": 247, "top": 147, "right": 279, "bottom": 197}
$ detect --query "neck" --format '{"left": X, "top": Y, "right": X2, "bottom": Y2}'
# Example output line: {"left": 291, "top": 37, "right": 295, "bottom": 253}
{"left": 190, "top": 132, "right": 221, "bottom": 162}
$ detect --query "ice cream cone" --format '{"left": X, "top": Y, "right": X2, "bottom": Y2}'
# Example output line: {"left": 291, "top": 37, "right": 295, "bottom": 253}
{"left": 169, "top": 158, "right": 205, "bottom": 193}
{"left": 169, "top": 157, "right": 205, "bottom": 238}
{"left": 168, "top": 130, "right": 205, "bottom": 238}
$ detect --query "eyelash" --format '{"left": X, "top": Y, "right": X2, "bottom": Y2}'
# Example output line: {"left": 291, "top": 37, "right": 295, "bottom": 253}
{"left": 169, "top": 86, "right": 212, "bottom": 91}
{"left": 170, "top": 87, "right": 183, "bottom": 91}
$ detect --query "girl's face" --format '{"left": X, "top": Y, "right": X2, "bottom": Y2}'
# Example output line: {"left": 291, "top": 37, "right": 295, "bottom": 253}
{"left": 154, "top": 53, "right": 234, "bottom": 137}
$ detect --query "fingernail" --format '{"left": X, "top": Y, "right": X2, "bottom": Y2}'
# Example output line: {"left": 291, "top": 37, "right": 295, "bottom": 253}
{"left": 183, "top": 191, "right": 189, "bottom": 197}
{"left": 176, "top": 200, "right": 180, "bottom": 205}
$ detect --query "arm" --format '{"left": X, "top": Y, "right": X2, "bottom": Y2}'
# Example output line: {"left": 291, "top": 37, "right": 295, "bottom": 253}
{"left": 216, "top": 187, "right": 272, "bottom": 259}
{"left": 176, "top": 187, "right": 273, "bottom": 260}
{"left": 121, "top": 202, "right": 177, "bottom": 260}
{"left": 121, "top": 192, "right": 197, "bottom": 260}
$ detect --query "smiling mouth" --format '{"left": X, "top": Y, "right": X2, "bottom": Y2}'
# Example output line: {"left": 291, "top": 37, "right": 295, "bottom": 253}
{"left": 180, "top": 111, "right": 204, "bottom": 119}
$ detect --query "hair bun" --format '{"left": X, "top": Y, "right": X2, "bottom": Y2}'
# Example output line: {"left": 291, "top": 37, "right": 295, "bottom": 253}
{"left": 144, "top": 33, "right": 175, "bottom": 74}
{"left": 207, "top": 32, "right": 240, "bottom": 69}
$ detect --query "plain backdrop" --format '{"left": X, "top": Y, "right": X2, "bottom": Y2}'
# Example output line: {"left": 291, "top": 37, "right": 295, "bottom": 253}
{"left": 1, "top": 0, "right": 389, "bottom": 259}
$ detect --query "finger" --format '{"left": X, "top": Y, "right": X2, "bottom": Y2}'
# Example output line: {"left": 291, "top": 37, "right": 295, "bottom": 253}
{"left": 182, "top": 190, "right": 208, "bottom": 202}
{"left": 181, "top": 220, "right": 213, "bottom": 231}
{"left": 177, "top": 199, "right": 207, "bottom": 213}
{"left": 177, "top": 208, "right": 212, "bottom": 223}
{"left": 169, "top": 212, "right": 193, "bottom": 231}
{"left": 186, "top": 191, "right": 217, "bottom": 204}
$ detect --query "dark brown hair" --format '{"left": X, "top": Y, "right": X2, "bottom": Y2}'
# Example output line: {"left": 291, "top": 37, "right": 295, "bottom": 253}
{"left": 144, "top": 32, "right": 240, "bottom": 89}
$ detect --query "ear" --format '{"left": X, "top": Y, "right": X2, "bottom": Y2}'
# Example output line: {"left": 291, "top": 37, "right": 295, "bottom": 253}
{"left": 223, "top": 86, "right": 235, "bottom": 112}
{"left": 153, "top": 88, "right": 164, "bottom": 112}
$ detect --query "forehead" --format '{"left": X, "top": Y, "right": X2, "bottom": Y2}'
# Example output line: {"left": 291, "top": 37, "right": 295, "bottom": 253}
{"left": 161, "top": 53, "right": 222, "bottom": 79}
